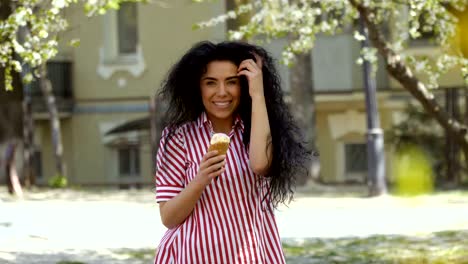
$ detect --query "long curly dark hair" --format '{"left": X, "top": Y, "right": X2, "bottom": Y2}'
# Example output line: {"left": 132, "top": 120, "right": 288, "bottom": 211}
{"left": 159, "top": 41, "right": 310, "bottom": 208}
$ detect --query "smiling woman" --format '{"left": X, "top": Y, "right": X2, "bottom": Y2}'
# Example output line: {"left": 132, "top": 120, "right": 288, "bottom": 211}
{"left": 153, "top": 41, "right": 310, "bottom": 264}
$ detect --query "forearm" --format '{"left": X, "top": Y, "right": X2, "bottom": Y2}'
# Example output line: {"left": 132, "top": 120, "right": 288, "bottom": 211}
{"left": 249, "top": 95, "right": 272, "bottom": 175}
{"left": 159, "top": 179, "right": 206, "bottom": 229}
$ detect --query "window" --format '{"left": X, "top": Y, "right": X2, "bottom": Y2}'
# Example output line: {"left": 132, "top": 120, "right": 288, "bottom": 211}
{"left": 33, "top": 150, "right": 43, "bottom": 179}
{"left": 117, "top": 3, "right": 138, "bottom": 55}
{"left": 118, "top": 146, "right": 140, "bottom": 177}
{"left": 344, "top": 143, "right": 367, "bottom": 182}
{"left": 98, "top": 3, "right": 145, "bottom": 79}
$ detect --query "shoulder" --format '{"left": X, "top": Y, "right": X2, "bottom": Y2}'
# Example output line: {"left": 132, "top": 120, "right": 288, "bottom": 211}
{"left": 161, "top": 121, "right": 196, "bottom": 145}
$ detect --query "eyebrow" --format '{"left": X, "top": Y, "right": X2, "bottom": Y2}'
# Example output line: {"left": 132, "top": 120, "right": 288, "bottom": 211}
{"left": 201, "top": 76, "right": 239, "bottom": 81}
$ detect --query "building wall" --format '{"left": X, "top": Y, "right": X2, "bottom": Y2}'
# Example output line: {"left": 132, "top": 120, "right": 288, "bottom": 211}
{"left": 35, "top": 118, "right": 74, "bottom": 183}
{"left": 38, "top": 1, "right": 226, "bottom": 186}
{"left": 68, "top": 1, "right": 225, "bottom": 100}
{"left": 34, "top": 1, "right": 467, "bottom": 187}
{"left": 69, "top": 109, "right": 149, "bottom": 184}
{"left": 314, "top": 94, "right": 397, "bottom": 183}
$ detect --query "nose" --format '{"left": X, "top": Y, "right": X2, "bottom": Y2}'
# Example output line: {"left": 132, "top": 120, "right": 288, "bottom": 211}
{"left": 217, "top": 83, "right": 228, "bottom": 96}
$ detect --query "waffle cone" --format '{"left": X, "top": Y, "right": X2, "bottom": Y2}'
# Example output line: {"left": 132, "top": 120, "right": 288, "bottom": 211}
{"left": 208, "top": 142, "right": 230, "bottom": 155}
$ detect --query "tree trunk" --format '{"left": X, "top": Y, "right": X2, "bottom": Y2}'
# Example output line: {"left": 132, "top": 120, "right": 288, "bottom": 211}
{"left": 289, "top": 51, "right": 319, "bottom": 184}
{"left": 16, "top": 23, "right": 36, "bottom": 187}
{"left": 38, "top": 63, "right": 66, "bottom": 178}
{"left": 5, "top": 141, "right": 23, "bottom": 197}
{"left": 22, "top": 87, "right": 35, "bottom": 187}
{"left": 3, "top": 1, "right": 36, "bottom": 187}
{"left": 350, "top": 0, "right": 468, "bottom": 158}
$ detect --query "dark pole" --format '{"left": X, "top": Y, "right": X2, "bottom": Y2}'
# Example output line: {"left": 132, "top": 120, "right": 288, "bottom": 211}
{"left": 359, "top": 17, "right": 387, "bottom": 196}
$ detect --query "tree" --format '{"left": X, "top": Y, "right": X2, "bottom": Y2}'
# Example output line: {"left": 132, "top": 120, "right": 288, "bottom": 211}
{"left": 0, "top": 69, "right": 23, "bottom": 196}
{"left": 197, "top": 0, "right": 468, "bottom": 190}
{"left": 289, "top": 50, "right": 319, "bottom": 184}
{"left": 1, "top": 0, "right": 26, "bottom": 194}
{"left": 1, "top": 0, "right": 146, "bottom": 185}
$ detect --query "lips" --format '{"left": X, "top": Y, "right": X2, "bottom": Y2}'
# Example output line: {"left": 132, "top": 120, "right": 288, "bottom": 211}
{"left": 213, "top": 101, "right": 231, "bottom": 108}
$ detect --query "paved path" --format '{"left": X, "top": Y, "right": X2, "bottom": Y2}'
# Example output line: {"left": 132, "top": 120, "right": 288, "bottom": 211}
{"left": 1, "top": 188, "right": 467, "bottom": 263}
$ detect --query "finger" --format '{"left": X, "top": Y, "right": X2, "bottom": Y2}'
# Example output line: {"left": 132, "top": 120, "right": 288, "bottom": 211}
{"left": 238, "top": 60, "right": 255, "bottom": 72}
{"left": 202, "top": 150, "right": 218, "bottom": 162}
{"left": 204, "top": 155, "right": 226, "bottom": 167}
{"left": 247, "top": 59, "right": 258, "bottom": 69}
{"left": 209, "top": 160, "right": 226, "bottom": 172}
{"left": 199, "top": 152, "right": 221, "bottom": 170}
{"left": 202, "top": 160, "right": 225, "bottom": 176}
{"left": 252, "top": 53, "right": 263, "bottom": 69}
{"left": 239, "top": 60, "right": 258, "bottom": 72}
{"left": 237, "top": 70, "right": 253, "bottom": 79}
{"left": 208, "top": 167, "right": 226, "bottom": 179}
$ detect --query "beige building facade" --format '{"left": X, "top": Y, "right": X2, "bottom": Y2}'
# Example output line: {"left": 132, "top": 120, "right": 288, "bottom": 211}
{"left": 32, "top": 1, "right": 226, "bottom": 186}
{"left": 15, "top": 2, "right": 463, "bottom": 188}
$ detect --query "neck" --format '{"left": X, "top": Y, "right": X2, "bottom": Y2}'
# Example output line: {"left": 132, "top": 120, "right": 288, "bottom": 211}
{"left": 208, "top": 115, "right": 233, "bottom": 134}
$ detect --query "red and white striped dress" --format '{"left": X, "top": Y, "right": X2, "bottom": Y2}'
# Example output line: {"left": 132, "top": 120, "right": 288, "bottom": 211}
{"left": 154, "top": 112, "right": 285, "bottom": 264}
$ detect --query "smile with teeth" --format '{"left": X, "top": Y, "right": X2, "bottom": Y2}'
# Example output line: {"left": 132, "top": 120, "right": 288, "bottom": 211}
{"left": 213, "top": 101, "right": 231, "bottom": 107}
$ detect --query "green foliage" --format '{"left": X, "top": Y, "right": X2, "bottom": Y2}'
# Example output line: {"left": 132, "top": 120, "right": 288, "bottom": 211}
{"left": 48, "top": 174, "right": 68, "bottom": 188}
{"left": 386, "top": 103, "right": 444, "bottom": 152}
{"left": 68, "top": 39, "right": 81, "bottom": 48}
{"left": 386, "top": 102, "right": 452, "bottom": 185}
{"left": 385, "top": 101, "right": 467, "bottom": 186}
{"left": 0, "top": 0, "right": 146, "bottom": 91}
{"left": 196, "top": 0, "right": 468, "bottom": 85}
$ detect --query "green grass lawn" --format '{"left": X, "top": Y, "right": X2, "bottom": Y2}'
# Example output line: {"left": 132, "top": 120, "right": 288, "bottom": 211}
{"left": 104, "top": 230, "right": 468, "bottom": 264}
{"left": 283, "top": 230, "right": 468, "bottom": 264}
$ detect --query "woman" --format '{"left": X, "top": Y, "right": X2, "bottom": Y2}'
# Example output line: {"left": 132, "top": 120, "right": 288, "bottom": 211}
{"left": 154, "top": 41, "right": 310, "bottom": 263}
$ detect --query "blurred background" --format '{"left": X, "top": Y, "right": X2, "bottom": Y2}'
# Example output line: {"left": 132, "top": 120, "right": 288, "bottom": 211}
{"left": 1, "top": 0, "right": 468, "bottom": 263}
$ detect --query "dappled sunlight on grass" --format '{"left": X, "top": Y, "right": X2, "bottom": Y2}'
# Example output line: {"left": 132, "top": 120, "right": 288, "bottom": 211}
{"left": 2, "top": 187, "right": 468, "bottom": 263}
{"left": 112, "top": 248, "right": 155, "bottom": 260}
{"left": 56, "top": 261, "right": 87, "bottom": 264}
{"left": 283, "top": 230, "right": 468, "bottom": 263}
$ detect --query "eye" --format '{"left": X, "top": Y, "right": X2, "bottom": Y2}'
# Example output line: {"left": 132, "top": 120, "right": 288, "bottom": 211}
{"left": 227, "top": 79, "right": 239, "bottom": 85}
{"left": 205, "top": 81, "right": 216, "bottom": 86}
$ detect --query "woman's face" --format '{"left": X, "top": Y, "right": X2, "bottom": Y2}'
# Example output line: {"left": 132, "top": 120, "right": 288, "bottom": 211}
{"left": 200, "top": 60, "right": 241, "bottom": 125}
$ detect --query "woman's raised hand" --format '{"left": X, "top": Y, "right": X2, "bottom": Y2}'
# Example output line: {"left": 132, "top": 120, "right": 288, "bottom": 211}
{"left": 194, "top": 151, "right": 226, "bottom": 186}
{"left": 237, "top": 53, "right": 264, "bottom": 99}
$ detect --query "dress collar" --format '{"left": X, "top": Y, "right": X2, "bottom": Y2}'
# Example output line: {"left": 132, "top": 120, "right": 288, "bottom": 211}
{"left": 196, "top": 112, "right": 244, "bottom": 134}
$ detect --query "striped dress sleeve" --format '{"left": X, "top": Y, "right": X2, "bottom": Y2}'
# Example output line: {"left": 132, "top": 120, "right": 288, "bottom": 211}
{"left": 155, "top": 127, "right": 186, "bottom": 203}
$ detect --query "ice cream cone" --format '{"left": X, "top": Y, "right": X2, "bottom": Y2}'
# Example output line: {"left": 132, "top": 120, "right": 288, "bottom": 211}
{"left": 208, "top": 133, "right": 230, "bottom": 155}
